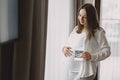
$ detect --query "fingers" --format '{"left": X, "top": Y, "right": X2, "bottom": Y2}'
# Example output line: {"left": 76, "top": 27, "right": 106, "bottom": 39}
{"left": 65, "top": 49, "right": 72, "bottom": 57}
{"left": 63, "top": 46, "right": 73, "bottom": 57}
{"left": 64, "top": 49, "right": 73, "bottom": 57}
{"left": 82, "top": 52, "right": 91, "bottom": 60}
{"left": 64, "top": 52, "right": 72, "bottom": 57}
{"left": 66, "top": 46, "right": 72, "bottom": 49}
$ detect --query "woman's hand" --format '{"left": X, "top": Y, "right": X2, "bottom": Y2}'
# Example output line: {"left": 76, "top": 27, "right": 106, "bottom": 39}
{"left": 62, "top": 46, "right": 73, "bottom": 57}
{"left": 82, "top": 52, "right": 91, "bottom": 60}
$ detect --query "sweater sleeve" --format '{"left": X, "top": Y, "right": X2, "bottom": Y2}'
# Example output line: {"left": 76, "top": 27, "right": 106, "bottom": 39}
{"left": 90, "top": 29, "right": 111, "bottom": 62}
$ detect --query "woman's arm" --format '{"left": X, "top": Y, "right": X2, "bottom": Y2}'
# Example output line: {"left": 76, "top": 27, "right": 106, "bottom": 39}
{"left": 90, "top": 29, "right": 111, "bottom": 62}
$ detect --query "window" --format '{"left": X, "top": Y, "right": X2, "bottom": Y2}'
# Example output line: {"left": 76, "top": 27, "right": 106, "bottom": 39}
{"left": 0, "top": 0, "right": 18, "bottom": 43}
{"left": 99, "top": 0, "right": 120, "bottom": 80}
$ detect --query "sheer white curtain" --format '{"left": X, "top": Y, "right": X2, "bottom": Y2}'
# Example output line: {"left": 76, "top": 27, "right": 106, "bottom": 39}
{"left": 99, "top": 0, "right": 120, "bottom": 80}
{"left": 45, "top": 0, "right": 75, "bottom": 80}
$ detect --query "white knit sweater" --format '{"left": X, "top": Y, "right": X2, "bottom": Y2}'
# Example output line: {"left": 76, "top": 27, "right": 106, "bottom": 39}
{"left": 64, "top": 26, "right": 111, "bottom": 79}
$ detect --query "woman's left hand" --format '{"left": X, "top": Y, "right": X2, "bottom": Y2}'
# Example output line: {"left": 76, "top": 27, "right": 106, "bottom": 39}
{"left": 82, "top": 52, "right": 91, "bottom": 60}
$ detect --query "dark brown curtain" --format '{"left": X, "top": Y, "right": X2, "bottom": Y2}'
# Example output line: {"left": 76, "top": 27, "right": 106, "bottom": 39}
{"left": 95, "top": 0, "right": 101, "bottom": 20}
{"left": 0, "top": 0, "right": 48, "bottom": 80}
{"left": 75, "top": 0, "right": 83, "bottom": 25}
{"left": 95, "top": 0, "right": 101, "bottom": 80}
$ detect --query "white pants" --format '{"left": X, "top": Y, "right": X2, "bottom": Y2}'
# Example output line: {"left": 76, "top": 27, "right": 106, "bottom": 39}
{"left": 66, "top": 54, "right": 94, "bottom": 80}
{"left": 68, "top": 71, "right": 94, "bottom": 80}
{"left": 78, "top": 75, "right": 94, "bottom": 80}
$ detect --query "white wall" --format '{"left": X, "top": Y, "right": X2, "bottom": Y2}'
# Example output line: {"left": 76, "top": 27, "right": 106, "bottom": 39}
{"left": 45, "top": 0, "right": 75, "bottom": 80}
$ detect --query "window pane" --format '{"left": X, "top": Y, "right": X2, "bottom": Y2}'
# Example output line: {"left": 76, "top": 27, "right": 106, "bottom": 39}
{"left": 100, "top": 0, "right": 120, "bottom": 80}
{"left": 0, "top": 0, "right": 18, "bottom": 43}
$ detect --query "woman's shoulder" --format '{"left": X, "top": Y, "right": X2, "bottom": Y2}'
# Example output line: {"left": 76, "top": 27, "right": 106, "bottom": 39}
{"left": 94, "top": 27, "right": 106, "bottom": 38}
{"left": 74, "top": 25, "right": 78, "bottom": 30}
{"left": 72, "top": 25, "right": 78, "bottom": 32}
{"left": 95, "top": 27, "right": 105, "bottom": 34}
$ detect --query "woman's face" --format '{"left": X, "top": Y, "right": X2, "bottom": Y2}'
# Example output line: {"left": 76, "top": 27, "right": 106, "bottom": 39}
{"left": 78, "top": 9, "right": 87, "bottom": 27}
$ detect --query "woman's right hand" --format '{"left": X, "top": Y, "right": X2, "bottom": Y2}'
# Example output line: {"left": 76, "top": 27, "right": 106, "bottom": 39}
{"left": 62, "top": 46, "right": 73, "bottom": 57}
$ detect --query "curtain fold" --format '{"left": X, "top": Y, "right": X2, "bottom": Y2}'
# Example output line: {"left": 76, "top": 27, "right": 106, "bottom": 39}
{"left": 13, "top": 0, "right": 34, "bottom": 79}
{"left": 30, "top": 0, "right": 48, "bottom": 80}
{"left": 95, "top": 1, "right": 101, "bottom": 80}
{"left": 13, "top": 0, "right": 48, "bottom": 80}
{"left": 74, "top": 0, "right": 83, "bottom": 25}
{"left": 0, "top": 0, "right": 48, "bottom": 80}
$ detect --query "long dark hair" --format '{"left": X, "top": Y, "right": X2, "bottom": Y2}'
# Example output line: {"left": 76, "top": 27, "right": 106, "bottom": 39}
{"left": 77, "top": 3, "right": 100, "bottom": 39}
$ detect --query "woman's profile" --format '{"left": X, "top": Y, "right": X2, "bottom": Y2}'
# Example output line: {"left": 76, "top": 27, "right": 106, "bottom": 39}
{"left": 62, "top": 3, "right": 111, "bottom": 80}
